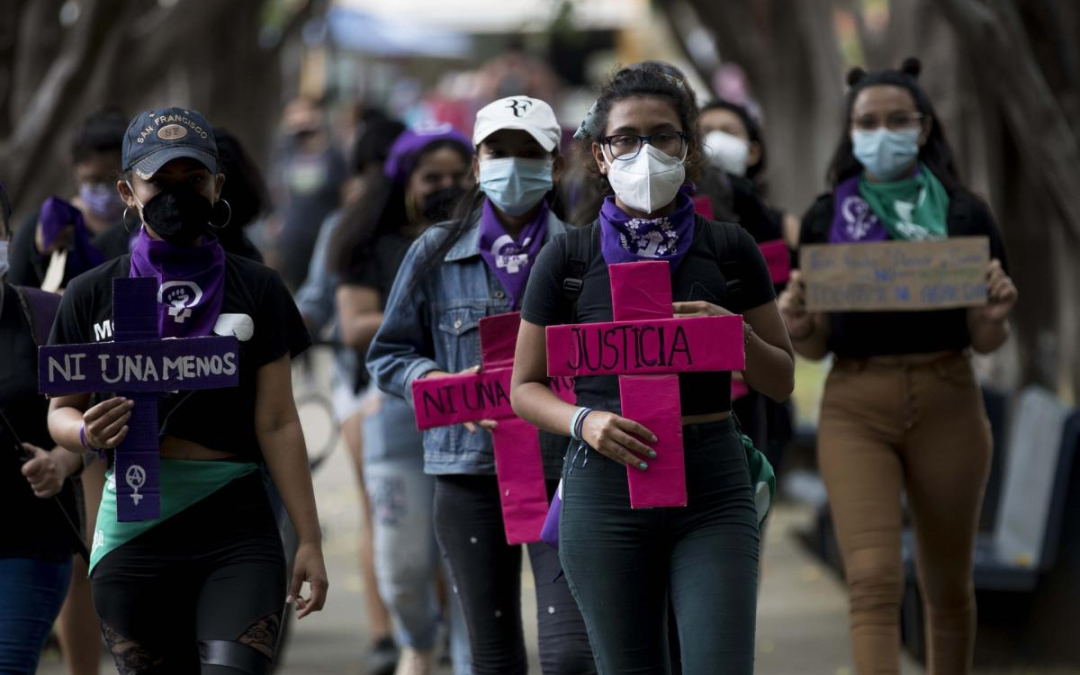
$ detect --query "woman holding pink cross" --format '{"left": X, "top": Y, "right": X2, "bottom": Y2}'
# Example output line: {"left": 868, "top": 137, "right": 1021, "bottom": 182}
{"left": 511, "top": 63, "right": 795, "bottom": 675}
{"left": 368, "top": 96, "right": 596, "bottom": 675}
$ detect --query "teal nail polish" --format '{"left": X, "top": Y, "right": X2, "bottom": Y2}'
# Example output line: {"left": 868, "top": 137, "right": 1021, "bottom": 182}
{"left": 648, "top": 450, "right": 657, "bottom": 459}
{"left": 638, "top": 461, "right": 648, "bottom": 470}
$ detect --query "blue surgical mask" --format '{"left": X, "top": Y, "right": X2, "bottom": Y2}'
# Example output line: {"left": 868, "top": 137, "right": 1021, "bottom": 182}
{"left": 852, "top": 127, "right": 920, "bottom": 181}
{"left": 79, "top": 182, "right": 125, "bottom": 221}
{"left": 478, "top": 157, "right": 553, "bottom": 217}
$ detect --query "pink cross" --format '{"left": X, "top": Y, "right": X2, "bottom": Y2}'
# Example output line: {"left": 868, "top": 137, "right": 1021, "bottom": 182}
{"left": 412, "top": 312, "right": 574, "bottom": 544}
{"left": 545, "top": 261, "right": 745, "bottom": 508}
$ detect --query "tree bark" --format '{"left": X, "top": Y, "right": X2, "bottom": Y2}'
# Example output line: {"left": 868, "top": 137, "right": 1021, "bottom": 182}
{"left": 0, "top": 0, "right": 319, "bottom": 223}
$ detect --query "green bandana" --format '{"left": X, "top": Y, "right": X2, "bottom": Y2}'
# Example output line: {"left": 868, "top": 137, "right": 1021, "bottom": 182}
{"left": 858, "top": 163, "right": 950, "bottom": 241}
{"left": 89, "top": 459, "right": 259, "bottom": 573}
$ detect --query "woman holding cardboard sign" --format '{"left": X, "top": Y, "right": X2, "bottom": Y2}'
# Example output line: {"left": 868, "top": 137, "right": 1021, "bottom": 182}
{"left": 46, "top": 108, "right": 327, "bottom": 674}
{"left": 511, "top": 63, "right": 795, "bottom": 675}
{"left": 780, "top": 59, "right": 1018, "bottom": 675}
{"left": 368, "top": 97, "right": 596, "bottom": 675}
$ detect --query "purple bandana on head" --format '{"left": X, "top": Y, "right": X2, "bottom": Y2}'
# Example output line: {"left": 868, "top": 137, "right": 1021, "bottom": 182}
{"left": 39, "top": 197, "right": 106, "bottom": 277}
{"left": 830, "top": 174, "right": 888, "bottom": 243}
{"left": 129, "top": 229, "right": 226, "bottom": 338}
{"left": 478, "top": 197, "right": 547, "bottom": 309}
{"left": 599, "top": 190, "right": 696, "bottom": 271}
{"left": 383, "top": 124, "right": 472, "bottom": 185}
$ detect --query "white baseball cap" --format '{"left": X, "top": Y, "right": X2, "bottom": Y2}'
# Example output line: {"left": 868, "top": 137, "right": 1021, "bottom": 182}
{"left": 473, "top": 96, "right": 561, "bottom": 152}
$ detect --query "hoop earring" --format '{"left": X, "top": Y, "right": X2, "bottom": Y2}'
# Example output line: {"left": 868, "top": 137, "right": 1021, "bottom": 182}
{"left": 209, "top": 199, "right": 231, "bottom": 230}
{"left": 122, "top": 208, "right": 135, "bottom": 234}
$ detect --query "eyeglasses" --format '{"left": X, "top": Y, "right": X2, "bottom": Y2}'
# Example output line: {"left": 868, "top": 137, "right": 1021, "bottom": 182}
{"left": 853, "top": 112, "right": 924, "bottom": 132}
{"left": 603, "top": 131, "right": 688, "bottom": 161}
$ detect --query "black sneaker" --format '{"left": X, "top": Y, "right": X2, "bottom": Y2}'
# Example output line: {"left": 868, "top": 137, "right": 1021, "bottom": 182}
{"left": 366, "top": 636, "right": 399, "bottom": 675}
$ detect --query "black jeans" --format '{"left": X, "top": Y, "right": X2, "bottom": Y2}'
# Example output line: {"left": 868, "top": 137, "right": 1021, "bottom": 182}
{"left": 93, "top": 472, "right": 286, "bottom": 674}
{"left": 559, "top": 419, "right": 760, "bottom": 675}
{"left": 433, "top": 474, "right": 596, "bottom": 675}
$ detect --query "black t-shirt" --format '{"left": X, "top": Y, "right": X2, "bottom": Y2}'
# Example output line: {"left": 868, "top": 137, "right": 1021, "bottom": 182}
{"left": 340, "top": 232, "right": 413, "bottom": 390}
{"left": 799, "top": 189, "right": 1008, "bottom": 358}
{"left": 340, "top": 232, "right": 413, "bottom": 309}
{"left": 0, "top": 284, "right": 80, "bottom": 562}
{"left": 521, "top": 216, "right": 776, "bottom": 416}
{"left": 48, "top": 254, "right": 311, "bottom": 462}
{"left": 729, "top": 175, "right": 785, "bottom": 245}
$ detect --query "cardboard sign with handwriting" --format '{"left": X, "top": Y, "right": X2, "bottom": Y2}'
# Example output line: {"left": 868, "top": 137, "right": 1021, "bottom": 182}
{"left": 800, "top": 236, "right": 989, "bottom": 312}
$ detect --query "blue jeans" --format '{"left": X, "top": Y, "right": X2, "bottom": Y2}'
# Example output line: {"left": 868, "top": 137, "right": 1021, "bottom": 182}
{"left": 559, "top": 419, "right": 760, "bottom": 675}
{"left": 364, "top": 393, "right": 471, "bottom": 673}
{"left": 0, "top": 557, "right": 73, "bottom": 674}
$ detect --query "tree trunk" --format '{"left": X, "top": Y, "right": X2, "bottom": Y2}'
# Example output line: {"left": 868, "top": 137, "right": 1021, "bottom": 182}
{"left": 0, "top": 0, "right": 319, "bottom": 224}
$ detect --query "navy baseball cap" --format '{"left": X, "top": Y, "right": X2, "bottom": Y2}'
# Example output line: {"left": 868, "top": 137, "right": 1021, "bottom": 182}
{"left": 122, "top": 107, "right": 218, "bottom": 179}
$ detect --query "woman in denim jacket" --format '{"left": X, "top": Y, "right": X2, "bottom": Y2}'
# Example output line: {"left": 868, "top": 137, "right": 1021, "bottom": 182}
{"left": 368, "top": 97, "right": 596, "bottom": 675}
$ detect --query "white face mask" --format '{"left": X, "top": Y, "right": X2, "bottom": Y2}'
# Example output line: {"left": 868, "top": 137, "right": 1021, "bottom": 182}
{"left": 604, "top": 143, "right": 686, "bottom": 214}
{"left": 0, "top": 240, "right": 8, "bottom": 280}
{"left": 704, "top": 130, "right": 750, "bottom": 177}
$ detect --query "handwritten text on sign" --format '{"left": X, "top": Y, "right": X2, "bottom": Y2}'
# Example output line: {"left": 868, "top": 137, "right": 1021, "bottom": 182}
{"left": 800, "top": 236, "right": 989, "bottom": 312}
{"left": 39, "top": 338, "right": 239, "bottom": 395}
{"left": 546, "top": 316, "right": 745, "bottom": 378}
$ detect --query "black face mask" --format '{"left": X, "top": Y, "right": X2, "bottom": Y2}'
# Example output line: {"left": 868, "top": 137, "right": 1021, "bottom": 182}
{"left": 422, "top": 186, "right": 467, "bottom": 223}
{"left": 139, "top": 183, "right": 213, "bottom": 244}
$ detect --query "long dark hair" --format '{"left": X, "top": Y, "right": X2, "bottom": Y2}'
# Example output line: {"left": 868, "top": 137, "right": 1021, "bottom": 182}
{"left": 213, "top": 128, "right": 270, "bottom": 230}
{"left": 826, "top": 57, "right": 965, "bottom": 194}
{"left": 329, "top": 139, "right": 471, "bottom": 278}
{"left": 571, "top": 61, "right": 705, "bottom": 225}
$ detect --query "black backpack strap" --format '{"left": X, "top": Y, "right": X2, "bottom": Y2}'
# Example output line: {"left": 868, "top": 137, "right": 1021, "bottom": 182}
{"left": 13, "top": 285, "right": 61, "bottom": 347}
{"left": 699, "top": 215, "right": 744, "bottom": 299}
{"left": 561, "top": 223, "right": 595, "bottom": 322}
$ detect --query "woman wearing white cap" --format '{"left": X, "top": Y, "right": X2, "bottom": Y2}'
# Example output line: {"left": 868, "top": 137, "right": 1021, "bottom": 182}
{"left": 368, "top": 97, "right": 596, "bottom": 675}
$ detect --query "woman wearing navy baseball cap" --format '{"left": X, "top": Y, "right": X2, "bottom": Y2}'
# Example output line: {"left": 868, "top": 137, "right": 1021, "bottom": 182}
{"left": 47, "top": 107, "right": 327, "bottom": 673}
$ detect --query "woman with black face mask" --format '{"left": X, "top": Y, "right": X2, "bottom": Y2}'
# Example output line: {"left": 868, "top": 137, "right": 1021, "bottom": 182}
{"left": 330, "top": 125, "right": 474, "bottom": 675}
{"left": 46, "top": 107, "right": 328, "bottom": 673}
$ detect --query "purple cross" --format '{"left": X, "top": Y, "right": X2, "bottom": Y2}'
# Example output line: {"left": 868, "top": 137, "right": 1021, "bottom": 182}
{"left": 39, "top": 277, "right": 240, "bottom": 521}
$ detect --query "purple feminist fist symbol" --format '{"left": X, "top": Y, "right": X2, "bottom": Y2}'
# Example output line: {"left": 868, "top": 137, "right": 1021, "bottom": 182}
{"left": 39, "top": 277, "right": 240, "bottom": 521}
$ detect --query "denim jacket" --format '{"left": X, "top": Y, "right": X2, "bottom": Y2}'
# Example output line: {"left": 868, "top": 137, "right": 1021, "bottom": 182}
{"left": 367, "top": 207, "right": 568, "bottom": 477}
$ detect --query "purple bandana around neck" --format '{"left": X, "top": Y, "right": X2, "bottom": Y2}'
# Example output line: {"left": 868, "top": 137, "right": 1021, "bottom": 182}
{"left": 478, "top": 197, "right": 548, "bottom": 309}
{"left": 599, "top": 190, "right": 696, "bottom": 271}
{"left": 40, "top": 197, "right": 106, "bottom": 277}
{"left": 829, "top": 174, "right": 888, "bottom": 243}
{"left": 129, "top": 229, "right": 226, "bottom": 339}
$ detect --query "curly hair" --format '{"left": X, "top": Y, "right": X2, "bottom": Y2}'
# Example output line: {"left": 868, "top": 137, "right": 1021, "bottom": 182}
{"left": 574, "top": 62, "right": 705, "bottom": 205}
